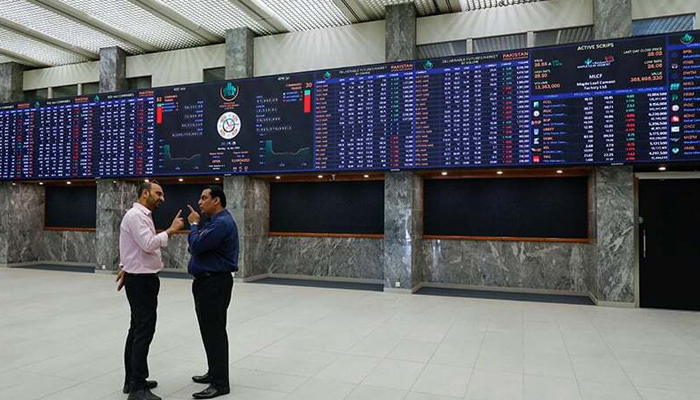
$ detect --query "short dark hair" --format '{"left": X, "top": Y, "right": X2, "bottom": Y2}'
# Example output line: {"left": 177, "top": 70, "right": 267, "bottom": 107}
{"left": 205, "top": 185, "right": 226, "bottom": 208}
{"left": 137, "top": 180, "right": 159, "bottom": 198}
{"left": 137, "top": 182, "right": 152, "bottom": 198}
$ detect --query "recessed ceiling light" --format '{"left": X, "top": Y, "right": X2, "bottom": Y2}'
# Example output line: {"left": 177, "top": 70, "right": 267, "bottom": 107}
{"left": 658, "top": 166, "right": 667, "bottom": 171}
{"left": 441, "top": 171, "right": 448, "bottom": 176}
{"left": 496, "top": 171, "right": 504, "bottom": 175}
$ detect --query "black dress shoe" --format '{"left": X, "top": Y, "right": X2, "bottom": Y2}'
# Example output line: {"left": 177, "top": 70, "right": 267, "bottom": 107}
{"left": 123, "top": 380, "right": 158, "bottom": 394}
{"left": 191, "top": 373, "right": 212, "bottom": 384}
{"left": 192, "top": 385, "right": 230, "bottom": 399}
{"left": 127, "top": 388, "right": 162, "bottom": 400}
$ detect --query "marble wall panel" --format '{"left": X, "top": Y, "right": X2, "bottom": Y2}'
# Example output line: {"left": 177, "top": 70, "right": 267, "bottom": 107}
{"left": 7, "top": 184, "right": 43, "bottom": 263}
{"left": 0, "top": 62, "right": 24, "bottom": 103}
{"left": 384, "top": 172, "right": 421, "bottom": 289}
{"left": 96, "top": 180, "right": 138, "bottom": 271}
{"left": 593, "top": 0, "right": 631, "bottom": 39}
{"left": 161, "top": 233, "right": 190, "bottom": 271}
{"left": 383, "top": 238, "right": 414, "bottom": 288}
{"left": 0, "top": 182, "right": 10, "bottom": 265}
{"left": 99, "top": 47, "right": 127, "bottom": 92}
{"left": 264, "top": 236, "right": 383, "bottom": 281}
{"left": 224, "top": 176, "right": 268, "bottom": 278}
{"left": 328, "top": 238, "right": 384, "bottom": 280}
{"left": 594, "top": 167, "right": 635, "bottom": 303}
{"left": 38, "top": 231, "right": 96, "bottom": 265}
{"left": 225, "top": 28, "right": 254, "bottom": 80}
{"left": 420, "top": 239, "right": 593, "bottom": 293}
{"left": 385, "top": 3, "right": 416, "bottom": 62}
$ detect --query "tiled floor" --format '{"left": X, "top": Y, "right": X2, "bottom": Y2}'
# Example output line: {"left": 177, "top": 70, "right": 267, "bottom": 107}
{"left": 1, "top": 267, "right": 700, "bottom": 400}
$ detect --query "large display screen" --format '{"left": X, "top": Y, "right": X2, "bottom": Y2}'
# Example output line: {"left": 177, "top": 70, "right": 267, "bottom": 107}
{"left": 1, "top": 30, "right": 699, "bottom": 180}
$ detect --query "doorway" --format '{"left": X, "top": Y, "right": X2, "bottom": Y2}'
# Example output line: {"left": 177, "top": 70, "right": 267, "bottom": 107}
{"left": 638, "top": 177, "right": 700, "bottom": 311}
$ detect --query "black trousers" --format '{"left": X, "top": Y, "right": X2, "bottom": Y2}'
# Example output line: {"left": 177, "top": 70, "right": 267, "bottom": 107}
{"left": 124, "top": 273, "right": 160, "bottom": 392}
{"left": 192, "top": 272, "right": 233, "bottom": 389}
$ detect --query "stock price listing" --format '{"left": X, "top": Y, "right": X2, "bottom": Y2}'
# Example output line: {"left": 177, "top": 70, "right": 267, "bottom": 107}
{"left": 2, "top": 30, "right": 700, "bottom": 181}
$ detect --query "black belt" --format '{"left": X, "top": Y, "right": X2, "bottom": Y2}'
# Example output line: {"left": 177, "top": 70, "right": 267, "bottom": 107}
{"left": 125, "top": 272, "right": 159, "bottom": 277}
{"left": 193, "top": 271, "right": 230, "bottom": 280}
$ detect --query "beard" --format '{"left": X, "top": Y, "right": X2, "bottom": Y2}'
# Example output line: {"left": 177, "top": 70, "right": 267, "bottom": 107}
{"left": 147, "top": 195, "right": 162, "bottom": 210}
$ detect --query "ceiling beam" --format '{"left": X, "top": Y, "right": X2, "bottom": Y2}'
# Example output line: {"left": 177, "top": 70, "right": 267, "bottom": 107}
{"left": 26, "top": 0, "right": 159, "bottom": 52}
{"left": 343, "top": 0, "right": 385, "bottom": 20}
{"left": 442, "top": 0, "right": 463, "bottom": 13}
{"left": 332, "top": 0, "right": 367, "bottom": 23}
{"left": 126, "top": 0, "right": 222, "bottom": 43}
{"left": 0, "top": 48, "right": 48, "bottom": 67}
{"left": 234, "top": 0, "right": 292, "bottom": 33}
{"left": 0, "top": 16, "right": 97, "bottom": 60}
{"left": 342, "top": 0, "right": 434, "bottom": 21}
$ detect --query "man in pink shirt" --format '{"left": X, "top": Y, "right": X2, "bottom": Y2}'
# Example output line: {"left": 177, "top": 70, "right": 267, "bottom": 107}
{"left": 117, "top": 181, "right": 184, "bottom": 400}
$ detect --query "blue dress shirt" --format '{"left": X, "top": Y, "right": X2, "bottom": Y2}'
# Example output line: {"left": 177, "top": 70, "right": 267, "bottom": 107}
{"left": 187, "top": 209, "right": 239, "bottom": 276}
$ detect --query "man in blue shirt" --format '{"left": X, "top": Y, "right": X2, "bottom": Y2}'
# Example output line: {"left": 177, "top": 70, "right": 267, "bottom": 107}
{"left": 186, "top": 185, "right": 238, "bottom": 399}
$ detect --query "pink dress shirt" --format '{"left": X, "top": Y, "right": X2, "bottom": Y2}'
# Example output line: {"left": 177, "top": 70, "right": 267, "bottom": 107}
{"left": 119, "top": 202, "right": 168, "bottom": 274}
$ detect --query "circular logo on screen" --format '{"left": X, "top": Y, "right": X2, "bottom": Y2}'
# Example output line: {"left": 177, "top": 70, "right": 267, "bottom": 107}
{"left": 220, "top": 82, "right": 239, "bottom": 102}
{"left": 217, "top": 112, "right": 241, "bottom": 140}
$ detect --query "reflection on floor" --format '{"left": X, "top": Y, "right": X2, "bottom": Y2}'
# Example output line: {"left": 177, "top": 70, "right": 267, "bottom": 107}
{"left": 0, "top": 267, "right": 699, "bottom": 400}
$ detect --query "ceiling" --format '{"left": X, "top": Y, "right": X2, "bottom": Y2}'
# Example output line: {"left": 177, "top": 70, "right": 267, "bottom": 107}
{"left": 0, "top": 0, "right": 548, "bottom": 67}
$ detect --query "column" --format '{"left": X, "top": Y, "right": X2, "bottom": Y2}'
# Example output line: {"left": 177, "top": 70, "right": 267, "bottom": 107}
{"left": 225, "top": 28, "right": 254, "bottom": 80}
{"left": 0, "top": 183, "right": 44, "bottom": 266}
{"left": 383, "top": 172, "right": 422, "bottom": 291}
{"left": 593, "top": 0, "right": 631, "bottom": 40}
{"left": 591, "top": 1, "right": 635, "bottom": 305}
{"left": 592, "top": 167, "right": 635, "bottom": 304}
{"left": 223, "top": 28, "right": 267, "bottom": 279}
{"left": 383, "top": 4, "right": 420, "bottom": 291}
{"left": 0, "top": 62, "right": 24, "bottom": 266}
{"left": 96, "top": 180, "right": 138, "bottom": 271}
{"left": 0, "top": 62, "right": 25, "bottom": 103}
{"left": 99, "top": 47, "right": 127, "bottom": 93}
{"left": 385, "top": 3, "right": 417, "bottom": 63}
{"left": 224, "top": 176, "right": 269, "bottom": 280}
{"left": 0, "top": 183, "right": 9, "bottom": 266}
{"left": 95, "top": 48, "right": 131, "bottom": 272}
